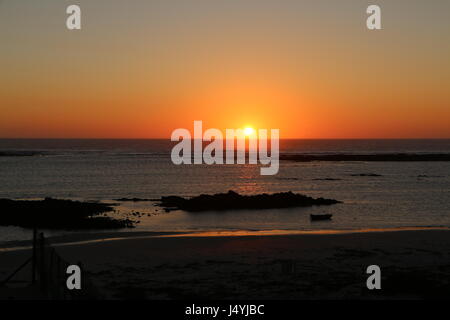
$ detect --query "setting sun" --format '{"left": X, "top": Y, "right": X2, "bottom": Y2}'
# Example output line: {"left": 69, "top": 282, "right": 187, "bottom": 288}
{"left": 244, "top": 127, "right": 255, "bottom": 136}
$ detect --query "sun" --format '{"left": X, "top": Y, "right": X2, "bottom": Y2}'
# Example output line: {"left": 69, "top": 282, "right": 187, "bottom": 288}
{"left": 244, "top": 127, "right": 255, "bottom": 136}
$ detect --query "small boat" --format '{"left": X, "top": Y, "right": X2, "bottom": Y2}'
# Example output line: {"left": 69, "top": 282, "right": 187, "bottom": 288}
{"left": 310, "top": 214, "right": 333, "bottom": 221}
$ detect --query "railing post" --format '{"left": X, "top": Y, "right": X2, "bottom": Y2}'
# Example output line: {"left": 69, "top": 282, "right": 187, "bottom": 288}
{"left": 77, "top": 261, "right": 84, "bottom": 300}
{"left": 78, "top": 261, "right": 83, "bottom": 290}
{"left": 56, "top": 256, "right": 61, "bottom": 299}
{"left": 39, "top": 232, "right": 46, "bottom": 294}
{"left": 48, "top": 248, "right": 55, "bottom": 298}
{"left": 31, "top": 226, "right": 37, "bottom": 284}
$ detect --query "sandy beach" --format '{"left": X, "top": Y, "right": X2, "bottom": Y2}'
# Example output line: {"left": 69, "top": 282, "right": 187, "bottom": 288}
{"left": 1, "top": 229, "right": 449, "bottom": 299}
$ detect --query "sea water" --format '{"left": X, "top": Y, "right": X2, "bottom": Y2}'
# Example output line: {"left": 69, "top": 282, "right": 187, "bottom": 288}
{"left": 1, "top": 139, "right": 449, "bottom": 243}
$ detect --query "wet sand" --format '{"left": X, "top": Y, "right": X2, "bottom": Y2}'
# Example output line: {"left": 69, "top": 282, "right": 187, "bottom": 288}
{"left": 1, "top": 229, "right": 450, "bottom": 299}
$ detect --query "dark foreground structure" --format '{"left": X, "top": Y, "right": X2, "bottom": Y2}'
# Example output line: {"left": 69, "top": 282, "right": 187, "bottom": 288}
{"left": 3, "top": 229, "right": 449, "bottom": 299}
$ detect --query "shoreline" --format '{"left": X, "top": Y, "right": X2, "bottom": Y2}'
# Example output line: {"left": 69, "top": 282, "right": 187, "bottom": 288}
{"left": 1, "top": 226, "right": 448, "bottom": 252}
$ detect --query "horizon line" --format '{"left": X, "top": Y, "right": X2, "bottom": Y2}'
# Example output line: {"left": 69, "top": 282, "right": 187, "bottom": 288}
{"left": 1, "top": 137, "right": 450, "bottom": 140}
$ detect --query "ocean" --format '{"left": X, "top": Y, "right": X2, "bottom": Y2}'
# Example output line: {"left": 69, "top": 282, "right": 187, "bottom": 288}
{"left": 1, "top": 139, "right": 450, "bottom": 243}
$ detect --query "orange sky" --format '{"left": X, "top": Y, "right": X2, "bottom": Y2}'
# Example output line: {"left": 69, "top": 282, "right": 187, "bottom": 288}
{"left": 1, "top": 0, "right": 450, "bottom": 139}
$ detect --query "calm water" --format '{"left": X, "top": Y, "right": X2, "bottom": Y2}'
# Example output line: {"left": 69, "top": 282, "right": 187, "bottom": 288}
{"left": 1, "top": 139, "right": 450, "bottom": 243}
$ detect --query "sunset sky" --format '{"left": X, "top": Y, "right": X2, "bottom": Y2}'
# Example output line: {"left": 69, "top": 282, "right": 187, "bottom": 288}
{"left": 1, "top": 0, "right": 449, "bottom": 139}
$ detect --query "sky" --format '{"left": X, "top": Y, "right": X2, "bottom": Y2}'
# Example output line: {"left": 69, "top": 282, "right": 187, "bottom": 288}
{"left": 1, "top": 0, "right": 449, "bottom": 139}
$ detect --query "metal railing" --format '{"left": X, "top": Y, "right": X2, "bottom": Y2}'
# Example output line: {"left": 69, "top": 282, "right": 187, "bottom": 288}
{"left": 1, "top": 228, "right": 100, "bottom": 300}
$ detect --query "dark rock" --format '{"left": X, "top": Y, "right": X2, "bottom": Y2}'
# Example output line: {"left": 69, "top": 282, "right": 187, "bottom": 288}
{"left": 159, "top": 190, "right": 340, "bottom": 212}
{"left": 280, "top": 153, "right": 450, "bottom": 162}
{"left": 0, "top": 198, "right": 134, "bottom": 230}
{"left": 0, "top": 151, "right": 43, "bottom": 157}
{"left": 114, "top": 198, "right": 154, "bottom": 202}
